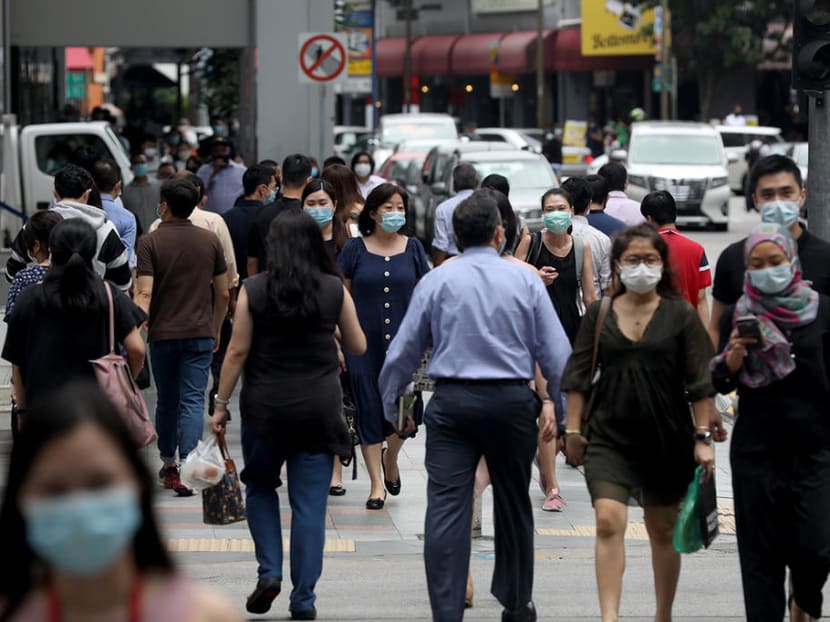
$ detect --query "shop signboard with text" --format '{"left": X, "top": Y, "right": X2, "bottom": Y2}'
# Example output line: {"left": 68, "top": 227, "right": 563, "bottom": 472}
{"left": 336, "top": 1, "right": 373, "bottom": 93}
{"left": 580, "top": 0, "right": 657, "bottom": 56}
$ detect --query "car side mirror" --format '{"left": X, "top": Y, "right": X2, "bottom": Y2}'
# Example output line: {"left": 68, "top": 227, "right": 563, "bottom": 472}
{"left": 431, "top": 181, "right": 448, "bottom": 195}
{"left": 610, "top": 149, "right": 627, "bottom": 162}
{"left": 727, "top": 152, "right": 739, "bottom": 164}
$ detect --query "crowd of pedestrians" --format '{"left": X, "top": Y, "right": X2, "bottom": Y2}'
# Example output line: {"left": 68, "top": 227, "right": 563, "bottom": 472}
{"left": 0, "top": 135, "right": 829, "bottom": 622}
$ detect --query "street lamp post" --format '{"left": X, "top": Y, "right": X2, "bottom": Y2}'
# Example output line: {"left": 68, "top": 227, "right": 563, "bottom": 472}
{"left": 536, "top": 0, "right": 545, "bottom": 129}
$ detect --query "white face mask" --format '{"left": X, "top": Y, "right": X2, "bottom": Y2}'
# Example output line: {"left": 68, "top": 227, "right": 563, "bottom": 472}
{"left": 354, "top": 163, "right": 372, "bottom": 178}
{"left": 619, "top": 263, "right": 662, "bottom": 294}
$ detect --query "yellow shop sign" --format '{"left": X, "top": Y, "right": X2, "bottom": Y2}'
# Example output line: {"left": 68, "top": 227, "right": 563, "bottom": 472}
{"left": 581, "top": 0, "right": 657, "bottom": 56}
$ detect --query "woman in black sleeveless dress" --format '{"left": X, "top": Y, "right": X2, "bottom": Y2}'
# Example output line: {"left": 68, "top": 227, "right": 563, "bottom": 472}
{"left": 211, "top": 209, "right": 366, "bottom": 618}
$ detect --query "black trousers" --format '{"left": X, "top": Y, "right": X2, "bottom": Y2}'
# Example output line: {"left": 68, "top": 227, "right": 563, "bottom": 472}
{"left": 732, "top": 440, "right": 830, "bottom": 620}
{"left": 424, "top": 382, "right": 538, "bottom": 622}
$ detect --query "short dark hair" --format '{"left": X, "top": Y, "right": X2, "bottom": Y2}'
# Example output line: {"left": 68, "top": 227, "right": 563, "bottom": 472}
{"left": 324, "top": 155, "right": 346, "bottom": 169}
{"left": 174, "top": 171, "right": 205, "bottom": 203}
{"left": 640, "top": 190, "right": 676, "bottom": 226}
{"left": 584, "top": 174, "right": 609, "bottom": 206}
{"left": 22, "top": 210, "right": 62, "bottom": 253}
{"left": 597, "top": 161, "right": 627, "bottom": 192}
{"left": 481, "top": 173, "right": 510, "bottom": 197}
{"left": 282, "top": 154, "right": 312, "bottom": 188}
{"left": 243, "top": 164, "right": 276, "bottom": 196}
{"left": 750, "top": 154, "right": 803, "bottom": 196}
{"left": 54, "top": 163, "right": 94, "bottom": 200}
{"left": 258, "top": 159, "right": 278, "bottom": 169}
{"left": 350, "top": 151, "right": 375, "bottom": 172}
{"left": 157, "top": 161, "right": 177, "bottom": 174}
{"left": 541, "top": 187, "right": 572, "bottom": 210}
{"left": 453, "top": 163, "right": 479, "bottom": 192}
{"left": 482, "top": 188, "right": 517, "bottom": 254}
{"left": 560, "top": 177, "right": 591, "bottom": 215}
{"left": 453, "top": 189, "right": 500, "bottom": 249}
{"left": 91, "top": 159, "right": 121, "bottom": 193}
{"left": 160, "top": 178, "right": 198, "bottom": 218}
{"left": 610, "top": 224, "right": 678, "bottom": 298}
{"left": 359, "top": 183, "right": 409, "bottom": 236}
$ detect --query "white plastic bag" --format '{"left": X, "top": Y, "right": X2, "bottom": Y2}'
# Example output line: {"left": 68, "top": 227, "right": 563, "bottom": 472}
{"left": 181, "top": 434, "right": 226, "bottom": 489}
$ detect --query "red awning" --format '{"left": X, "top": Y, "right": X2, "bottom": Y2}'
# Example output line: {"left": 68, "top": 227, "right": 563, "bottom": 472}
{"left": 376, "top": 37, "right": 409, "bottom": 77}
{"left": 549, "top": 27, "right": 653, "bottom": 72}
{"left": 497, "top": 30, "right": 554, "bottom": 74}
{"left": 451, "top": 32, "right": 505, "bottom": 75}
{"left": 411, "top": 34, "right": 460, "bottom": 76}
{"left": 66, "top": 47, "right": 94, "bottom": 71}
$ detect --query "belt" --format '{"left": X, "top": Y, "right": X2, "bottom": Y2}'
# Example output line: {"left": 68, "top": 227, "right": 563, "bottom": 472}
{"left": 434, "top": 378, "right": 530, "bottom": 387}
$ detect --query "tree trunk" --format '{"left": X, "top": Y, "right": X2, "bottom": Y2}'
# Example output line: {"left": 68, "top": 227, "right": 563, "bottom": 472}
{"left": 698, "top": 70, "right": 719, "bottom": 122}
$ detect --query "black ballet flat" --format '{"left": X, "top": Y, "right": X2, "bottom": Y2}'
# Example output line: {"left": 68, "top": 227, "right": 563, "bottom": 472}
{"left": 381, "top": 447, "right": 402, "bottom": 496}
{"left": 366, "top": 492, "right": 387, "bottom": 510}
{"left": 328, "top": 485, "right": 346, "bottom": 496}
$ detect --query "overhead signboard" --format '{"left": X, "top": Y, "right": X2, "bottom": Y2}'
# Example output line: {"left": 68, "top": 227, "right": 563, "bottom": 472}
{"left": 298, "top": 33, "right": 349, "bottom": 84}
{"left": 472, "top": 0, "right": 552, "bottom": 13}
{"left": 335, "top": 1, "right": 373, "bottom": 94}
{"left": 580, "top": 0, "right": 657, "bottom": 56}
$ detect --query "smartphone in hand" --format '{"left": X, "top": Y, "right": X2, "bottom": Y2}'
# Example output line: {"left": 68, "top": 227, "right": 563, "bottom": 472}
{"left": 735, "top": 315, "right": 765, "bottom": 349}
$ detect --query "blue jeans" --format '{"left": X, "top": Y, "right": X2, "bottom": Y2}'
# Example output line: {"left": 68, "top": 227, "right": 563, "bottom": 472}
{"left": 150, "top": 337, "right": 214, "bottom": 464}
{"left": 240, "top": 423, "right": 333, "bottom": 612}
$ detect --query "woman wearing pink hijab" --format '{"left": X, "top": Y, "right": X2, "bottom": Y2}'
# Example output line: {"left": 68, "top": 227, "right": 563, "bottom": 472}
{"left": 712, "top": 223, "right": 830, "bottom": 622}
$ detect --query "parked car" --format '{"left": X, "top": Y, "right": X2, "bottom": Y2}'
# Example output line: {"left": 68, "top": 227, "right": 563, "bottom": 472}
{"left": 472, "top": 128, "right": 542, "bottom": 153}
{"left": 333, "top": 125, "right": 370, "bottom": 160}
{"left": 415, "top": 141, "right": 556, "bottom": 248}
{"left": 616, "top": 122, "right": 735, "bottom": 230}
{"left": 373, "top": 113, "right": 459, "bottom": 167}
{"left": 377, "top": 151, "right": 427, "bottom": 195}
{"left": 716, "top": 125, "right": 785, "bottom": 194}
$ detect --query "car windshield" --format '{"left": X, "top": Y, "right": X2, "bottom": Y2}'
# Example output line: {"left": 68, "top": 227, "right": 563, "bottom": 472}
{"left": 381, "top": 122, "right": 457, "bottom": 145}
{"left": 387, "top": 157, "right": 423, "bottom": 181}
{"left": 631, "top": 135, "right": 723, "bottom": 165}
{"left": 470, "top": 159, "right": 555, "bottom": 189}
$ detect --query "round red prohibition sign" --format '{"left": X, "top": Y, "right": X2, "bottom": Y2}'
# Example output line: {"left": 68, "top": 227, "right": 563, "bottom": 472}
{"left": 300, "top": 34, "right": 347, "bottom": 82}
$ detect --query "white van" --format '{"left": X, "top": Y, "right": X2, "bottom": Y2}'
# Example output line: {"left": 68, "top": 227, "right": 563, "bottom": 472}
{"left": 0, "top": 115, "right": 133, "bottom": 246}
{"left": 716, "top": 125, "right": 785, "bottom": 193}
{"left": 615, "top": 122, "right": 735, "bottom": 231}
{"left": 374, "top": 113, "right": 458, "bottom": 166}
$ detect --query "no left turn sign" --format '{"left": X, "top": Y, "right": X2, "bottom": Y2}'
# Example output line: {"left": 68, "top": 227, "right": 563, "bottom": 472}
{"left": 298, "top": 33, "right": 348, "bottom": 84}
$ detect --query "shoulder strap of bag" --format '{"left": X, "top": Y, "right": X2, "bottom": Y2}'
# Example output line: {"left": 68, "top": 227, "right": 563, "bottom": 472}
{"left": 526, "top": 231, "right": 543, "bottom": 266}
{"left": 590, "top": 297, "right": 611, "bottom": 380}
{"left": 573, "top": 235, "right": 584, "bottom": 287}
{"left": 103, "top": 282, "right": 115, "bottom": 354}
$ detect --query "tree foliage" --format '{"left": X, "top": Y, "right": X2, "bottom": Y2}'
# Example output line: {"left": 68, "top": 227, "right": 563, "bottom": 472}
{"left": 646, "top": 0, "right": 792, "bottom": 119}
{"left": 202, "top": 49, "right": 241, "bottom": 121}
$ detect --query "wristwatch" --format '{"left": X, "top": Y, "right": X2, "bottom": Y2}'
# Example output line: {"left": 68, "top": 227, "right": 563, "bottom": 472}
{"left": 694, "top": 431, "right": 713, "bottom": 445}
{"left": 213, "top": 394, "right": 231, "bottom": 406}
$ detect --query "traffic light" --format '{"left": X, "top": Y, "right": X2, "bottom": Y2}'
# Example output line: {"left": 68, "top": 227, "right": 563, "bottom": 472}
{"left": 793, "top": 1, "right": 830, "bottom": 92}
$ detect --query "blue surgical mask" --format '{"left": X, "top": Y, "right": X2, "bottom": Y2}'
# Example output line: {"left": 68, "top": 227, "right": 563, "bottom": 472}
{"left": 748, "top": 263, "right": 794, "bottom": 295}
{"left": 306, "top": 206, "right": 333, "bottom": 227}
{"left": 498, "top": 237, "right": 507, "bottom": 255}
{"left": 132, "top": 164, "right": 149, "bottom": 177}
{"left": 760, "top": 200, "right": 800, "bottom": 228}
{"left": 267, "top": 189, "right": 277, "bottom": 203}
{"left": 24, "top": 486, "right": 142, "bottom": 576}
{"left": 544, "top": 211, "right": 571, "bottom": 234}
{"left": 380, "top": 212, "right": 406, "bottom": 233}
{"left": 311, "top": 167, "right": 319, "bottom": 178}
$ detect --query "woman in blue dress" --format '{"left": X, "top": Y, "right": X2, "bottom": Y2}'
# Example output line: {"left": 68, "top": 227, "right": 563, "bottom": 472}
{"left": 337, "top": 183, "right": 430, "bottom": 509}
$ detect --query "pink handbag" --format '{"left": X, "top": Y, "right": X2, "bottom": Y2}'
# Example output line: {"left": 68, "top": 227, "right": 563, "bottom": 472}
{"left": 90, "top": 283, "right": 156, "bottom": 448}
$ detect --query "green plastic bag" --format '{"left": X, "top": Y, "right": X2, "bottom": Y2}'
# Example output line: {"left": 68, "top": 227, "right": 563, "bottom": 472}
{"left": 673, "top": 466, "right": 704, "bottom": 554}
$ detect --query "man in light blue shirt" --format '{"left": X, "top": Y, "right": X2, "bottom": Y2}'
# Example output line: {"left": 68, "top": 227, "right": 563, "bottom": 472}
{"left": 93, "top": 159, "right": 137, "bottom": 269}
{"left": 430, "top": 163, "right": 478, "bottom": 265}
{"left": 197, "top": 137, "right": 246, "bottom": 215}
{"left": 379, "top": 190, "right": 572, "bottom": 622}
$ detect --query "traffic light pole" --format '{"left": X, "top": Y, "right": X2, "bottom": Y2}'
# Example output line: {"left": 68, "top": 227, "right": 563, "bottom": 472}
{"left": 807, "top": 93, "right": 830, "bottom": 242}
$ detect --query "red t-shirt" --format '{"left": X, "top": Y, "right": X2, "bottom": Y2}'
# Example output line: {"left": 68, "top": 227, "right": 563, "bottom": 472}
{"left": 659, "top": 228, "right": 712, "bottom": 307}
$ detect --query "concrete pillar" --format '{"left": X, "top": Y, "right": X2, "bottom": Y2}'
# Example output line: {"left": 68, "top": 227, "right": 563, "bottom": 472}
{"left": 255, "top": 0, "right": 335, "bottom": 162}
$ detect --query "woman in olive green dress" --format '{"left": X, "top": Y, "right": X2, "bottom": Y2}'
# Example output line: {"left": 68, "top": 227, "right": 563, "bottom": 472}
{"left": 562, "top": 225, "right": 716, "bottom": 622}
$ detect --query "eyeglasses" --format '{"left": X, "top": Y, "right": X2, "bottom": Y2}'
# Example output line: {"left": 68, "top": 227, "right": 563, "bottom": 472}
{"left": 620, "top": 255, "right": 662, "bottom": 267}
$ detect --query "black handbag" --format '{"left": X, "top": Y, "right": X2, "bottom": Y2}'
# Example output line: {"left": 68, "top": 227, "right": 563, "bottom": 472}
{"left": 202, "top": 432, "right": 246, "bottom": 525}
{"left": 340, "top": 373, "right": 360, "bottom": 480}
